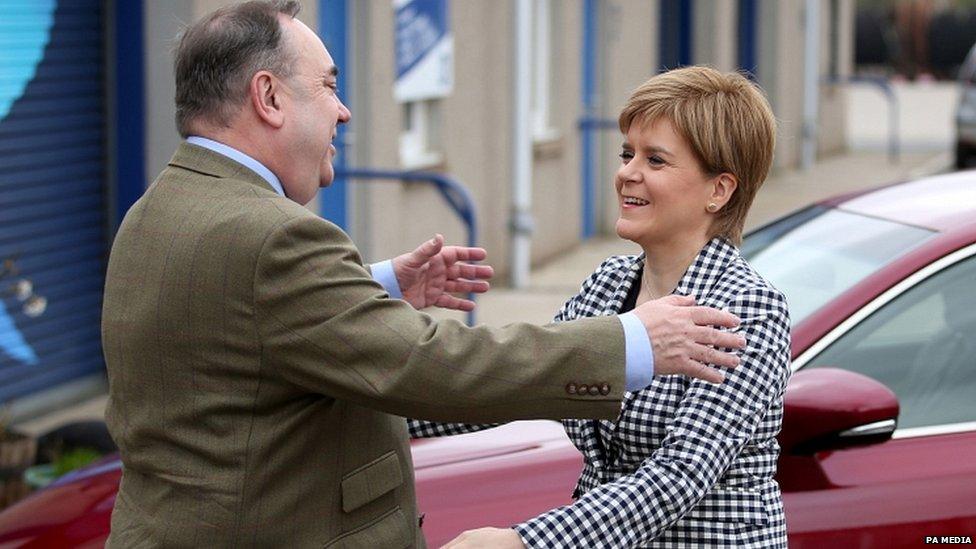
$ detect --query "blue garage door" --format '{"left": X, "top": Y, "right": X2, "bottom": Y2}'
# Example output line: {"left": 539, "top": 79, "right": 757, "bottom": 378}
{"left": 0, "top": 0, "right": 108, "bottom": 402}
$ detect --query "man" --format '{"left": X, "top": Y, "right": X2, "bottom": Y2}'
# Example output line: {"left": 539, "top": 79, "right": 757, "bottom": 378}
{"left": 102, "top": 2, "right": 745, "bottom": 547}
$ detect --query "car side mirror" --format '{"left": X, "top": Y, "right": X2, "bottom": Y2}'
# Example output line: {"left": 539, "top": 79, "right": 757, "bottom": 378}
{"left": 779, "top": 367, "right": 899, "bottom": 455}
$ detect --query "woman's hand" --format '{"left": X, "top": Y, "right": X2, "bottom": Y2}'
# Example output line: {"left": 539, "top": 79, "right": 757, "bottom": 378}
{"left": 439, "top": 527, "right": 527, "bottom": 549}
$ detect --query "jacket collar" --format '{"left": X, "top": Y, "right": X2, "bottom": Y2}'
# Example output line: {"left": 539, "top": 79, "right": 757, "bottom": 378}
{"left": 168, "top": 141, "right": 278, "bottom": 195}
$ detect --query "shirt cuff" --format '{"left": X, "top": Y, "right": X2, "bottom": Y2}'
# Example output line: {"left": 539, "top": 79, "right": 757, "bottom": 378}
{"left": 618, "top": 312, "right": 654, "bottom": 391}
{"left": 370, "top": 259, "right": 403, "bottom": 299}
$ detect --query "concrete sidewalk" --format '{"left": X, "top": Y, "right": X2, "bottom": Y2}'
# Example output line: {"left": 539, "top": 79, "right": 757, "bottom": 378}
{"left": 16, "top": 149, "right": 951, "bottom": 437}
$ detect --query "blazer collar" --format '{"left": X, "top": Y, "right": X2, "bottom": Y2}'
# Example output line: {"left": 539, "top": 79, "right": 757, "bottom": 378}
{"left": 168, "top": 141, "right": 278, "bottom": 195}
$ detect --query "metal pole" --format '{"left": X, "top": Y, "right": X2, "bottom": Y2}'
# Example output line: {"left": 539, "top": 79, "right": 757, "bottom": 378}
{"left": 510, "top": 0, "right": 533, "bottom": 289}
{"left": 801, "top": 0, "right": 820, "bottom": 170}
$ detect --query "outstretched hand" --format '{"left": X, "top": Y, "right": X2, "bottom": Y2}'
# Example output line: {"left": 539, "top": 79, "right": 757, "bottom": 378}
{"left": 393, "top": 234, "right": 494, "bottom": 312}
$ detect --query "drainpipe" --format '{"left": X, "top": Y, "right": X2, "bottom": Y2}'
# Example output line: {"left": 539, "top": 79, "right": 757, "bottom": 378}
{"left": 801, "top": 0, "right": 820, "bottom": 170}
{"left": 510, "top": 0, "right": 533, "bottom": 288}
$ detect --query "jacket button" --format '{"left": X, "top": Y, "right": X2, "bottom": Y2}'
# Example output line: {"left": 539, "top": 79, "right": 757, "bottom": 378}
{"left": 577, "top": 384, "right": 589, "bottom": 394}
{"left": 599, "top": 383, "right": 611, "bottom": 395}
{"left": 566, "top": 383, "right": 578, "bottom": 395}
{"left": 587, "top": 385, "right": 599, "bottom": 396}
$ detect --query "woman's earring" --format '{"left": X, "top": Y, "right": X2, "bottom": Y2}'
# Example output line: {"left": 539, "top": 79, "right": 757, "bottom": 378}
{"left": 706, "top": 202, "right": 719, "bottom": 213}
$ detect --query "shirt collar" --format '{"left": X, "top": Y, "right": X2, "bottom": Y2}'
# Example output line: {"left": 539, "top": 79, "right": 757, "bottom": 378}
{"left": 186, "top": 136, "right": 285, "bottom": 197}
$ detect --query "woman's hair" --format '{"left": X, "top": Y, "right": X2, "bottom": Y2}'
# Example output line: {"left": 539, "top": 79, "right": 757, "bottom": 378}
{"left": 618, "top": 66, "right": 776, "bottom": 244}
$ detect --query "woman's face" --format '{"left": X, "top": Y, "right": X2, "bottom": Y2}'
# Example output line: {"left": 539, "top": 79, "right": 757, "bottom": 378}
{"left": 614, "top": 117, "right": 717, "bottom": 249}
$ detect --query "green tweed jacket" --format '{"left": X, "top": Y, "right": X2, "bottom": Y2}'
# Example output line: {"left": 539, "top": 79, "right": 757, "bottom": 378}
{"left": 102, "top": 143, "right": 628, "bottom": 548}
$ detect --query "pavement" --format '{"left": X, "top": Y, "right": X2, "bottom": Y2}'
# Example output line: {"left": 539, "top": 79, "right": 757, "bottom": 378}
{"left": 15, "top": 149, "right": 951, "bottom": 438}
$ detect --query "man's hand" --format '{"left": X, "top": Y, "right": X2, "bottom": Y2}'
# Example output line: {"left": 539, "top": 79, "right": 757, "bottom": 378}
{"left": 393, "top": 234, "right": 494, "bottom": 312}
{"left": 633, "top": 294, "right": 746, "bottom": 383}
{"left": 440, "top": 527, "right": 526, "bottom": 549}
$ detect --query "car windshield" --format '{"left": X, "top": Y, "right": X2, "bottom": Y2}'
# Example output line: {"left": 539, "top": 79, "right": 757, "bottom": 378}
{"left": 741, "top": 206, "right": 935, "bottom": 324}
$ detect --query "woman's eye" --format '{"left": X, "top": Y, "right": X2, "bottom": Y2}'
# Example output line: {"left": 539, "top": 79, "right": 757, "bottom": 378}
{"left": 647, "top": 155, "right": 664, "bottom": 165}
{"left": 619, "top": 151, "right": 634, "bottom": 162}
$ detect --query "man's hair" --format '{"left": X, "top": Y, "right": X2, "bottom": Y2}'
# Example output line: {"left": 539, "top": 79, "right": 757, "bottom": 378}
{"left": 618, "top": 66, "right": 776, "bottom": 245}
{"left": 174, "top": 0, "right": 301, "bottom": 137}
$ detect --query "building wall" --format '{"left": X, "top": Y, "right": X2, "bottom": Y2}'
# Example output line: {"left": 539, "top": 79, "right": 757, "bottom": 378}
{"left": 141, "top": 0, "right": 855, "bottom": 274}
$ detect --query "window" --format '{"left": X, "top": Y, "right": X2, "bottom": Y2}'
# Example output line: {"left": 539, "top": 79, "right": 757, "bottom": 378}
{"left": 530, "top": 0, "right": 559, "bottom": 141}
{"left": 742, "top": 209, "right": 933, "bottom": 324}
{"left": 805, "top": 251, "right": 976, "bottom": 431}
{"left": 399, "top": 99, "right": 443, "bottom": 168}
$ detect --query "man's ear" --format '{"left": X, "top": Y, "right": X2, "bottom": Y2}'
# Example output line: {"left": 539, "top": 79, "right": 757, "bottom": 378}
{"left": 250, "top": 71, "right": 285, "bottom": 129}
{"left": 710, "top": 172, "right": 738, "bottom": 208}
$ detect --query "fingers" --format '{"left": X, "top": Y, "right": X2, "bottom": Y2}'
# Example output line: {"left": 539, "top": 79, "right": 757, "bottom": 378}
{"left": 686, "top": 360, "right": 726, "bottom": 383}
{"left": 435, "top": 294, "right": 477, "bottom": 312}
{"left": 448, "top": 263, "right": 494, "bottom": 281}
{"left": 444, "top": 279, "right": 490, "bottom": 294}
{"left": 446, "top": 246, "right": 488, "bottom": 262}
{"left": 688, "top": 342, "right": 740, "bottom": 368}
{"left": 693, "top": 325, "right": 747, "bottom": 350}
{"left": 690, "top": 306, "right": 741, "bottom": 329}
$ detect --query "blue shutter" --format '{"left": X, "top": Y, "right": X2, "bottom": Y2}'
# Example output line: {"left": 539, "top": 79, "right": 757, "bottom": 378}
{"left": 0, "top": 0, "right": 108, "bottom": 402}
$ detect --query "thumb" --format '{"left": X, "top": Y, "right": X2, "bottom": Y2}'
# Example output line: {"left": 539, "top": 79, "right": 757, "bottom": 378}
{"left": 414, "top": 233, "right": 444, "bottom": 260}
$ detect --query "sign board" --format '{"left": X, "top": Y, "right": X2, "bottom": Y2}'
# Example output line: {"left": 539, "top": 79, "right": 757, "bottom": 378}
{"left": 394, "top": 0, "right": 453, "bottom": 102}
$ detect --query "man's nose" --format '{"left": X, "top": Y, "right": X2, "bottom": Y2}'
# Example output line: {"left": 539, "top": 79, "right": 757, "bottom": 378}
{"left": 337, "top": 99, "right": 351, "bottom": 123}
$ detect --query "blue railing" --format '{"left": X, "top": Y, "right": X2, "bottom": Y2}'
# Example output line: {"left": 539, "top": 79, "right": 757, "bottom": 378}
{"left": 336, "top": 169, "right": 479, "bottom": 326}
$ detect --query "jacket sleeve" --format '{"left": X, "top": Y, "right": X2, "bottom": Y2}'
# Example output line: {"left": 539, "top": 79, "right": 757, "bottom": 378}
{"left": 406, "top": 258, "right": 617, "bottom": 437}
{"left": 513, "top": 286, "right": 792, "bottom": 547}
{"left": 253, "top": 214, "right": 628, "bottom": 423}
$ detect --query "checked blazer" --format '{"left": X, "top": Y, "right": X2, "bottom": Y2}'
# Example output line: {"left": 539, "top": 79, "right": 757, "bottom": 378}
{"left": 410, "top": 237, "right": 791, "bottom": 548}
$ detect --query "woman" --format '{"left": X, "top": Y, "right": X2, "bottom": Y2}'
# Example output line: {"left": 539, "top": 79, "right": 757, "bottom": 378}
{"left": 418, "top": 66, "right": 791, "bottom": 548}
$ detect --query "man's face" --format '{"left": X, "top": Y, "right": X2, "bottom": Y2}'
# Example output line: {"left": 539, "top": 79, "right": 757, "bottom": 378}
{"left": 276, "top": 17, "right": 351, "bottom": 205}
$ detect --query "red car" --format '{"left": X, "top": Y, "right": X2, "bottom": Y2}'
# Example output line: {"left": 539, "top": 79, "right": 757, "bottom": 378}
{"left": 2, "top": 172, "right": 976, "bottom": 547}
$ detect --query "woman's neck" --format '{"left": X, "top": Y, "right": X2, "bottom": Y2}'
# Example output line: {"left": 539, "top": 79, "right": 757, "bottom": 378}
{"left": 637, "top": 234, "right": 712, "bottom": 304}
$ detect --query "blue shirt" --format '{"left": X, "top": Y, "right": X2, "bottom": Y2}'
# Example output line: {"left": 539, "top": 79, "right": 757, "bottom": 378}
{"left": 184, "top": 136, "right": 652, "bottom": 390}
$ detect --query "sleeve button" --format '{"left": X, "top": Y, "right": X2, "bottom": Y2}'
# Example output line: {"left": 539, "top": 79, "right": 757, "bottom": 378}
{"left": 566, "top": 383, "right": 578, "bottom": 395}
{"left": 587, "top": 385, "right": 599, "bottom": 396}
{"left": 577, "top": 384, "right": 589, "bottom": 394}
{"left": 599, "top": 384, "right": 611, "bottom": 395}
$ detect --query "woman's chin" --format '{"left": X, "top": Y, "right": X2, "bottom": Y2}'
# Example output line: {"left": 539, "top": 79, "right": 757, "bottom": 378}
{"left": 614, "top": 219, "right": 644, "bottom": 243}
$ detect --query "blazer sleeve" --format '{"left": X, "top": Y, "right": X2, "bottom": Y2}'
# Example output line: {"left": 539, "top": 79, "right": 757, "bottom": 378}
{"left": 513, "top": 286, "right": 792, "bottom": 548}
{"left": 406, "top": 258, "right": 615, "bottom": 437}
{"left": 253, "top": 215, "right": 628, "bottom": 423}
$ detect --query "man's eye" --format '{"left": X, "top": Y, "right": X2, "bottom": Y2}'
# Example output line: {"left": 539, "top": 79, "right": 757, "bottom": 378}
{"left": 619, "top": 151, "right": 634, "bottom": 161}
{"left": 647, "top": 155, "right": 664, "bottom": 165}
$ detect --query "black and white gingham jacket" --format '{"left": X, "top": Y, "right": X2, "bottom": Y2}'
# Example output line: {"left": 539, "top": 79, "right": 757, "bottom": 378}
{"left": 410, "top": 237, "right": 791, "bottom": 548}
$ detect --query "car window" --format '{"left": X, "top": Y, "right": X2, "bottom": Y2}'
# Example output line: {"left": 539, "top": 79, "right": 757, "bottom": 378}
{"left": 805, "top": 252, "right": 976, "bottom": 430}
{"left": 742, "top": 208, "right": 934, "bottom": 324}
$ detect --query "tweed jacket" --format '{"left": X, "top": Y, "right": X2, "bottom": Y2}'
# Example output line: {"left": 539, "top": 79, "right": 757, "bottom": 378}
{"left": 101, "top": 143, "right": 631, "bottom": 548}
{"left": 411, "top": 238, "right": 791, "bottom": 548}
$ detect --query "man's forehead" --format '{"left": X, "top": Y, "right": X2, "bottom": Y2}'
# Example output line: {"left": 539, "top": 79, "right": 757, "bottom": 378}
{"left": 281, "top": 15, "right": 336, "bottom": 72}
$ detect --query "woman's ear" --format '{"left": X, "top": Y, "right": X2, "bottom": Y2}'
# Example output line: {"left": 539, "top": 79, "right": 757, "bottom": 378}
{"left": 250, "top": 71, "right": 285, "bottom": 129}
{"left": 710, "top": 173, "right": 739, "bottom": 209}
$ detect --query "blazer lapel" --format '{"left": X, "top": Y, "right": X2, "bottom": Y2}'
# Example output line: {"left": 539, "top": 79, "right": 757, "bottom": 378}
{"left": 588, "top": 255, "right": 644, "bottom": 449}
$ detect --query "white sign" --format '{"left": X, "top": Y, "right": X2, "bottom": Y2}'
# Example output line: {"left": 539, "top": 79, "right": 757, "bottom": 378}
{"left": 394, "top": 0, "right": 453, "bottom": 102}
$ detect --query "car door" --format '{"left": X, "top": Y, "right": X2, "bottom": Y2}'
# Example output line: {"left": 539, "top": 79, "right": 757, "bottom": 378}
{"left": 783, "top": 244, "right": 976, "bottom": 548}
